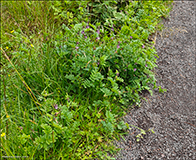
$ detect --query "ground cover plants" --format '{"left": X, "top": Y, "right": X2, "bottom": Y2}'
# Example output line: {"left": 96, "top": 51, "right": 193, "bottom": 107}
{"left": 1, "top": 1, "right": 172, "bottom": 159}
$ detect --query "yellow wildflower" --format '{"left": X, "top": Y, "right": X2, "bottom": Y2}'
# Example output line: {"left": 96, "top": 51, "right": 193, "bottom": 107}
{"left": 30, "top": 44, "right": 34, "bottom": 48}
{"left": 6, "top": 46, "right": 9, "bottom": 50}
{"left": 1, "top": 132, "right": 5, "bottom": 137}
{"left": 6, "top": 115, "right": 10, "bottom": 118}
{"left": 10, "top": 30, "right": 14, "bottom": 33}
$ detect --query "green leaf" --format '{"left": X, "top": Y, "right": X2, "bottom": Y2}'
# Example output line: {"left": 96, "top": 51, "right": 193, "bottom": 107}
{"left": 142, "top": 29, "right": 149, "bottom": 40}
{"left": 65, "top": 74, "right": 76, "bottom": 82}
{"left": 41, "top": 124, "right": 52, "bottom": 135}
{"left": 89, "top": 23, "right": 96, "bottom": 30}
{"left": 89, "top": 70, "right": 104, "bottom": 82}
{"left": 100, "top": 55, "right": 108, "bottom": 66}
{"left": 117, "top": 121, "right": 127, "bottom": 130}
{"left": 113, "top": 11, "right": 124, "bottom": 20}
{"left": 107, "top": 77, "right": 115, "bottom": 86}
{"left": 147, "top": 61, "right": 157, "bottom": 68}
{"left": 73, "top": 23, "right": 83, "bottom": 32}
{"left": 137, "top": 57, "right": 145, "bottom": 65}
{"left": 101, "top": 121, "right": 114, "bottom": 133}
{"left": 100, "top": 88, "right": 112, "bottom": 96}
{"left": 106, "top": 110, "right": 116, "bottom": 123}
{"left": 128, "top": 64, "right": 133, "bottom": 70}
{"left": 61, "top": 105, "right": 73, "bottom": 122}
{"left": 116, "top": 76, "right": 124, "bottom": 82}
{"left": 83, "top": 79, "right": 95, "bottom": 88}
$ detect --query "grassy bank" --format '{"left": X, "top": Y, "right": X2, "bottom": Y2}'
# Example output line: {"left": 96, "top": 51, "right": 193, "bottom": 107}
{"left": 1, "top": 1, "right": 172, "bottom": 159}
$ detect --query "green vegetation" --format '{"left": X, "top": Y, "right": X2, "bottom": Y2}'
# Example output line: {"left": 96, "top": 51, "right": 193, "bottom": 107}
{"left": 1, "top": 1, "right": 172, "bottom": 159}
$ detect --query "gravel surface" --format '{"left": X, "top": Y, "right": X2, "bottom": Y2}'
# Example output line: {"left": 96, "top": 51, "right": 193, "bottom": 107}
{"left": 114, "top": 1, "right": 195, "bottom": 160}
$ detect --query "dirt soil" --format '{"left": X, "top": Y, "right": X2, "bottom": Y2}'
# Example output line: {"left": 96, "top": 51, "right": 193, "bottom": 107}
{"left": 114, "top": 1, "right": 195, "bottom": 160}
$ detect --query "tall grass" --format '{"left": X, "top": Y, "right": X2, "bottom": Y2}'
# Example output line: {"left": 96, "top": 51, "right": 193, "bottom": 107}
{"left": 1, "top": 1, "right": 63, "bottom": 51}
